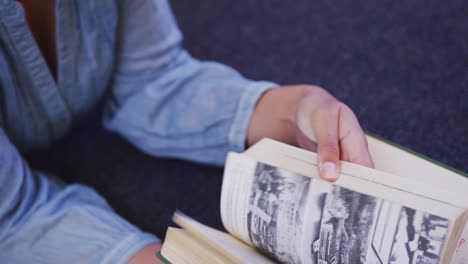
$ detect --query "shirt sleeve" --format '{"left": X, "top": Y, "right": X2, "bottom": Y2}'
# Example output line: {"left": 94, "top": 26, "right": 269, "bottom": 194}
{"left": 103, "top": 0, "right": 277, "bottom": 165}
{"left": 0, "top": 128, "right": 159, "bottom": 264}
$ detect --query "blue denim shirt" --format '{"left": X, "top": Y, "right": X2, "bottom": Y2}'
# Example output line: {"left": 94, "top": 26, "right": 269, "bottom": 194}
{"left": 0, "top": 0, "right": 275, "bottom": 263}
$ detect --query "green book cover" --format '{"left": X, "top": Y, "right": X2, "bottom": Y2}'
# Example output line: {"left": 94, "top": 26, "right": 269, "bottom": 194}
{"left": 155, "top": 252, "right": 171, "bottom": 264}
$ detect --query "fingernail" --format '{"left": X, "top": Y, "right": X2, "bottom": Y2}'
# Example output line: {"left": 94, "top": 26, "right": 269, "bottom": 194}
{"left": 321, "top": 162, "right": 338, "bottom": 181}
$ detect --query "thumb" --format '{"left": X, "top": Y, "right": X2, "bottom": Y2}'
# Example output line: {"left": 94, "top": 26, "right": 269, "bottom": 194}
{"left": 309, "top": 105, "right": 341, "bottom": 182}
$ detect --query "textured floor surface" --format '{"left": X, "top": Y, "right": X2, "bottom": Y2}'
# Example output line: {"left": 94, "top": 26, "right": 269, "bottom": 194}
{"left": 27, "top": 0, "right": 467, "bottom": 239}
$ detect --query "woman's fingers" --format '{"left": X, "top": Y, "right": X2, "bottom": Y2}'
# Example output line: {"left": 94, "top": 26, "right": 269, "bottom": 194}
{"left": 297, "top": 87, "right": 373, "bottom": 182}
{"left": 338, "top": 105, "right": 374, "bottom": 168}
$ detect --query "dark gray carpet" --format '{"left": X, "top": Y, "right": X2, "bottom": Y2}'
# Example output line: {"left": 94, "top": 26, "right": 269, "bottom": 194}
{"left": 27, "top": 0, "right": 467, "bottom": 239}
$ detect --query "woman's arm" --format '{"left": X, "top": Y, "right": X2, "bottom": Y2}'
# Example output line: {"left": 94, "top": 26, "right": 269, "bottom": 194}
{"left": 106, "top": 0, "right": 372, "bottom": 261}
{"left": 105, "top": 0, "right": 372, "bottom": 176}
{"left": 104, "top": 0, "right": 275, "bottom": 165}
{"left": 0, "top": 128, "right": 158, "bottom": 263}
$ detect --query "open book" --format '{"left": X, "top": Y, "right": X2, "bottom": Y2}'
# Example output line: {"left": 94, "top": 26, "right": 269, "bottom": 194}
{"left": 159, "top": 136, "right": 468, "bottom": 264}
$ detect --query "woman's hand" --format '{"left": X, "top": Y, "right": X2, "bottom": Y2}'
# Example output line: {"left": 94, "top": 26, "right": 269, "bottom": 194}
{"left": 247, "top": 85, "right": 373, "bottom": 181}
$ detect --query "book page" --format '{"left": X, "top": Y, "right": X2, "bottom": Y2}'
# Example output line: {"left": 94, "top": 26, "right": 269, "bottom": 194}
{"left": 366, "top": 135, "right": 468, "bottom": 194}
{"left": 365, "top": 135, "right": 468, "bottom": 264}
{"left": 245, "top": 138, "right": 468, "bottom": 210}
{"left": 173, "top": 211, "right": 274, "bottom": 264}
{"left": 450, "top": 211, "right": 468, "bottom": 264}
{"left": 221, "top": 153, "right": 455, "bottom": 264}
{"left": 220, "top": 154, "right": 258, "bottom": 245}
{"left": 162, "top": 228, "right": 231, "bottom": 264}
